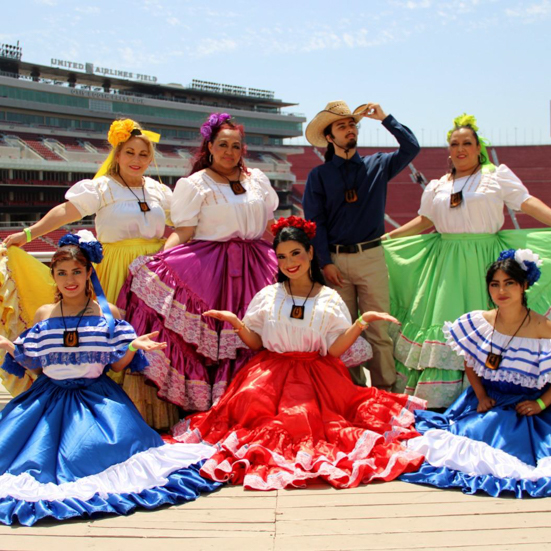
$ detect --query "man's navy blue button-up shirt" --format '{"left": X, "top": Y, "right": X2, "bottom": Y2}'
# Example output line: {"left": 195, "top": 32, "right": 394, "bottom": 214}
{"left": 302, "top": 115, "right": 420, "bottom": 267}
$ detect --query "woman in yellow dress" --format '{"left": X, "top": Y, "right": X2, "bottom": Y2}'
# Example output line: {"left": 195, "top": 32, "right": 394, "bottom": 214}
{"left": 0, "top": 119, "right": 178, "bottom": 429}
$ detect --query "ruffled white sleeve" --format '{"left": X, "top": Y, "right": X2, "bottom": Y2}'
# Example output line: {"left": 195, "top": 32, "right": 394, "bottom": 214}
{"left": 170, "top": 177, "right": 206, "bottom": 228}
{"left": 417, "top": 179, "right": 439, "bottom": 221}
{"left": 242, "top": 288, "right": 269, "bottom": 337}
{"left": 497, "top": 164, "right": 531, "bottom": 210}
{"left": 255, "top": 169, "right": 279, "bottom": 214}
{"left": 65, "top": 179, "right": 102, "bottom": 217}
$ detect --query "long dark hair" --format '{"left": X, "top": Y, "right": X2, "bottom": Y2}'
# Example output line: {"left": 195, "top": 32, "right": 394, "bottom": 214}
{"left": 486, "top": 258, "right": 529, "bottom": 308}
{"left": 323, "top": 122, "right": 335, "bottom": 162}
{"left": 273, "top": 226, "right": 325, "bottom": 285}
{"left": 190, "top": 118, "right": 249, "bottom": 175}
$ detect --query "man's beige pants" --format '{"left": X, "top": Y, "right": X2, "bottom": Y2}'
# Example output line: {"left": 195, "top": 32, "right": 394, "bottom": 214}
{"left": 329, "top": 245, "right": 396, "bottom": 390}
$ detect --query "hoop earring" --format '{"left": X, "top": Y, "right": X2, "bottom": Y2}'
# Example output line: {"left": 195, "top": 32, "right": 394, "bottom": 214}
{"left": 208, "top": 154, "right": 213, "bottom": 164}
{"left": 478, "top": 152, "right": 487, "bottom": 165}
{"left": 447, "top": 156, "right": 454, "bottom": 171}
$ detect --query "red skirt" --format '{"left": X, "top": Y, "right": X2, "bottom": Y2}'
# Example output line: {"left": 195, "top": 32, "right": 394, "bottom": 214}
{"left": 173, "top": 350, "right": 425, "bottom": 490}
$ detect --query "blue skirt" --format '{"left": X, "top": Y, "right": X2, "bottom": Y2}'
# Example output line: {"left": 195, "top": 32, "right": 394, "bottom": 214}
{"left": 0, "top": 374, "right": 220, "bottom": 525}
{"left": 400, "top": 380, "right": 551, "bottom": 497}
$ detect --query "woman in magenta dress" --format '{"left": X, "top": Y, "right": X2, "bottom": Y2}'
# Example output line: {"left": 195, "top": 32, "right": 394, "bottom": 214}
{"left": 117, "top": 113, "right": 278, "bottom": 411}
{"left": 173, "top": 217, "right": 426, "bottom": 490}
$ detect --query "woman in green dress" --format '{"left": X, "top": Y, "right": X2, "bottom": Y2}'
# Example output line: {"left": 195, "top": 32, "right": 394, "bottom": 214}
{"left": 383, "top": 114, "right": 551, "bottom": 408}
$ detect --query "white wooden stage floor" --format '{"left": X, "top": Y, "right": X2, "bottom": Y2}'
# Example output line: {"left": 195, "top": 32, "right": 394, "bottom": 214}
{"left": 1, "top": 385, "right": 551, "bottom": 551}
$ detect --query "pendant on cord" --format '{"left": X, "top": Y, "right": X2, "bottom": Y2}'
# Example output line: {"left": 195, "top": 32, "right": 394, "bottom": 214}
{"left": 449, "top": 191, "right": 463, "bottom": 208}
{"left": 345, "top": 189, "right": 358, "bottom": 203}
{"left": 63, "top": 330, "right": 80, "bottom": 348}
{"left": 485, "top": 352, "right": 502, "bottom": 370}
{"left": 229, "top": 181, "right": 246, "bottom": 195}
{"left": 138, "top": 201, "right": 151, "bottom": 212}
{"left": 290, "top": 305, "right": 305, "bottom": 320}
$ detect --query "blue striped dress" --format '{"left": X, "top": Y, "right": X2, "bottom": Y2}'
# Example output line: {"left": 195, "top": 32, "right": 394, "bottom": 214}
{"left": 0, "top": 316, "right": 219, "bottom": 525}
{"left": 401, "top": 310, "right": 551, "bottom": 497}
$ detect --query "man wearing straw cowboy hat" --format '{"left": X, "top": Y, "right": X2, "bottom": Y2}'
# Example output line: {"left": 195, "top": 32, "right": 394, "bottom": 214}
{"left": 303, "top": 101, "right": 419, "bottom": 390}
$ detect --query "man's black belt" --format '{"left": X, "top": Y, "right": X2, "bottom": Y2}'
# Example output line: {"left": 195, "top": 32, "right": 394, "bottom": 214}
{"left": 329, "top": 239, "right": 382, "bottom": 254}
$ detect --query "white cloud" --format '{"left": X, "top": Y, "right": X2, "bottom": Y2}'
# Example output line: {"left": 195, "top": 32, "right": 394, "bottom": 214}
{"left": 506, "top": 0, "right": 551, "bottom": 19}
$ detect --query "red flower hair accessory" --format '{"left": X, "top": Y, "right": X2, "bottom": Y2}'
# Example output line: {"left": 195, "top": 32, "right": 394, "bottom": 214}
{"left": 270, "top": 216, "right": 317, "bottom": 239}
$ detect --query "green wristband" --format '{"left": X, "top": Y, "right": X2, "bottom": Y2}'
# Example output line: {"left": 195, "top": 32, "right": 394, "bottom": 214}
{"left": 24, "top": 228, "right": 32, "bottom": 243}
{"left": 357, "top": 316, "right": 369, "bottom": 327}
{"left": 128, "top": 342, "right": 137, "bottom": 352}
{"left": 537, "top": 398, "right": 546, "bottom": 411}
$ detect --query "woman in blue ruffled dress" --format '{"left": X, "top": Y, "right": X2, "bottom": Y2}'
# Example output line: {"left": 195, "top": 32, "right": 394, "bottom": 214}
{"left": 401, "top": 249, "right": 551, "bottom": 497}
{"left": 0, "top": 232, "right": 219, "bottom": 526}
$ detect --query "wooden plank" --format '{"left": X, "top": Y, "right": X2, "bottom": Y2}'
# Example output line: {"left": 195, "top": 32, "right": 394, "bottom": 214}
{"left": 177, "top": 496, "right": 276, "bottom": 509}
{"left": 1, "top": 525, "right": 274, "bottom": 538}
{"left": 277, "top": 512, "right": 551, "bottom": 536}
{"left": 411, "top": 546, "right": 549, "bottom": 551}
{"left": 0, "top": 535, "right": 275, "bottom": 551}
{"left": 276, "top": 489, "right": 503, "bottom": 508}
{"left": 276, "top": 500, "right": 551, "bottom": 521}
{"left": 274, "top": 527, "right": 551, "bottom": 551}
{"left": 279, "top": 481, "right": 443, "bottom": 495}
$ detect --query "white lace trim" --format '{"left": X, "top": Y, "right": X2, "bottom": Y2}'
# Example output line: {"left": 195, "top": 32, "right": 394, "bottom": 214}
{"left": 200, "top": 429, "right": 421, "bottom": 490}
{"left": 0, "top": 443, "right": 214, "bottom": 502}
{"left": 407, "top": 429, "right": 551, "bottom": 482}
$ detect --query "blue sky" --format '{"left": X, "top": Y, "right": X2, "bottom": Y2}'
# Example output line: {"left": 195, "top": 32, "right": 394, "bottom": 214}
{"left": 2, "top": 0, "right": 551, "bottom": 147}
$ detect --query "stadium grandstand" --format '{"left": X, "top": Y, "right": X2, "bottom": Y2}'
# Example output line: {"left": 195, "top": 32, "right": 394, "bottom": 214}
{"left": 0, "top": 42, "right": 305, "bottom": 252}
{"left": 288, "top": 144, "right": 551, "bottom": 232}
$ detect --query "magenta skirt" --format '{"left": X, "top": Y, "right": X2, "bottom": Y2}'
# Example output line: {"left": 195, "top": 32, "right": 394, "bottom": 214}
{"left": 117, "top": 239, "right": 277, "bottom": 411}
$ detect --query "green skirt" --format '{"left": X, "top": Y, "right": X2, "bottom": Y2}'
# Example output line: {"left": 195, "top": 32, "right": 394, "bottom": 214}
{"left": 383, "top": 229, "right": 551, "bottom": 408}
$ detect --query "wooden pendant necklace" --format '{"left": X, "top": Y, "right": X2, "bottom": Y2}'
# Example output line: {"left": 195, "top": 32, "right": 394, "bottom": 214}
{"left": 209, "top": 167, "right": 246, "bottom": 196}
{"left": 486, "top": 308, "right": 530, "bottom": 370}
{"left": 119, "top": 175, "right": 150, "bottom": 212}
{"left": 288, "top": 280, "right": 315, "bottom": 320}
{"left": 60, "top": 297, "right": 91, "bottom": 348}
{"left": 449, "top": 163, "right": 480, "bottom": 208}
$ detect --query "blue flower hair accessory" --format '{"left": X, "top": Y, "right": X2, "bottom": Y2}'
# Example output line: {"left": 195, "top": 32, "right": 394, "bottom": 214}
{"left": 497, "top": 248, "right": 542, "bottom": 287}
{"left": 58, "top": 230, "right": 103, "bottom": 264}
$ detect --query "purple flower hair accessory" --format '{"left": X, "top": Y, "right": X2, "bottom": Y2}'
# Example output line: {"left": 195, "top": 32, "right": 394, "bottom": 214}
{"left": 199, "top": 112, "right": 232, "bottom": 142}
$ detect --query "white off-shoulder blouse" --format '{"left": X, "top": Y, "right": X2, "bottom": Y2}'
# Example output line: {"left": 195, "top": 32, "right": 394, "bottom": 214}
{"left": 418, "top": 164, "right": 531, "bottom": 234}
{"left": 66, "top": 176, "right": 172, "bottom": 243}
{"left": 170, "top": 168, "right": 279, "bottom": 241}
{"left": 242, "top": 283, "right": 372, "bottom": 366}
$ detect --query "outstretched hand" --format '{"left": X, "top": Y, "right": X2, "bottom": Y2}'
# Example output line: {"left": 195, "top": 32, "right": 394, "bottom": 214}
{"left": 2, "top": 231, "right": 27, "bottom": 248}
{"left": 0, "top": 335, "right": 14, "bottom": 352}
{"left": 203, "top": 310, "right": 240, "bottom": 325}
{"left": 130, "top": 331, "right": 167, "bottom": 352}
{"left": 360, "top": 311, "right": 401, "bottom": 325}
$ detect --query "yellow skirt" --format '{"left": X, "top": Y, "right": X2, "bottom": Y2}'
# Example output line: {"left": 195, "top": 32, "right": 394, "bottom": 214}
{"left": 96, "top": 239, "right": 179, "bottom": 429}
{"left": 0, "top": 246, "right": 54, "bottom": 396}
{"left": 95, "top": 238, "right": 165, "bottom": 304}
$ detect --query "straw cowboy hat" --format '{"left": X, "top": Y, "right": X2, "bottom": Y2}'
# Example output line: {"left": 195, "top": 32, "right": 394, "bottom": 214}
{"left": 305, "top": 100, "right": 368, "bottom": 147}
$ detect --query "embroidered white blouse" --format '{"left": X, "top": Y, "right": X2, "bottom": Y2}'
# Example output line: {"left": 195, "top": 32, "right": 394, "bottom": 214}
{"left": 66, "top": 176, "right": 172, "bottom": 243}
{"left": 243, "top": 283, "right": 372, "bottom": 366}
{"left": 170, "top": 168, "right": 279, "bottom": 241}
{"left": 418, "top": 164, "right": 531, "bottom": 234}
